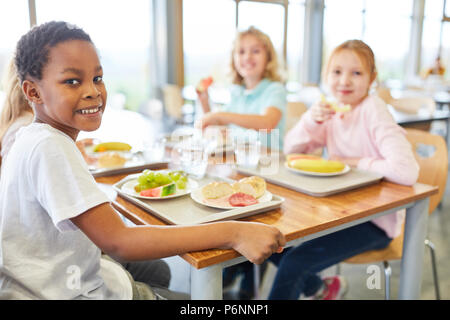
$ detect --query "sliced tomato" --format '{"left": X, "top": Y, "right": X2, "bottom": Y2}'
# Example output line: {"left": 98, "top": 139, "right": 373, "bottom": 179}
{"left": 229, "top": 192, "right": 258, "bottom": 207}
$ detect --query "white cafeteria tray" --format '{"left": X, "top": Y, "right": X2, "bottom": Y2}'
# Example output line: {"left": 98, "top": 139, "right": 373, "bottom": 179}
{"left": 90, "top": 158, "right": 169, "bottom": 178}
{"left": 112, "top": 174, "right": 284, "bottom": 225}
{"left": 236, "top": 155, "right": 383, "bottom": 197}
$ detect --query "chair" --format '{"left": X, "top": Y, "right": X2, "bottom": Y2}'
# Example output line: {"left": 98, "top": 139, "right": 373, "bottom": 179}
{"left": 391, "top": 97, "right": 436, "bottom": 131}
{"left": 389, "top": 96, "right": 436, "bottom": 115}
{"left": 285, "top": 101, "right": 308, "bottom": 132}
{"left": 343, "top": 128, "right": 448, "bottom": 299}
{"left": 162, "top": 84, "right": 195, "bottom": 124}
{"left": 376, "top": 87, "right": 437, "bottom": 131}
{"left": 162, "top": 84, "right": 184, "bottom": 120}
{"left": 376, "top": 86, "right": 394, "bottom": 105}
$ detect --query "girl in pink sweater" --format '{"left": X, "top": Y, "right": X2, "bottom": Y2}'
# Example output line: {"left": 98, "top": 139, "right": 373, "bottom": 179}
{"left": 269, "top": 40, "right": 419, "bottom": 300}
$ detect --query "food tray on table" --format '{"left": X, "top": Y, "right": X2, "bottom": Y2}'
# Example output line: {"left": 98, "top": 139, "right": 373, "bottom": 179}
{"left": 84, "top": 141, "right": 169, "bottom": 178}
{"left": 112, "top": 174, "right": 284, "bottom": 225}
{"left": 236, "top": 155, "right": 383, "bottom": 197}
{"left": 89, "top": 157, "right": 169, "bottom": 178}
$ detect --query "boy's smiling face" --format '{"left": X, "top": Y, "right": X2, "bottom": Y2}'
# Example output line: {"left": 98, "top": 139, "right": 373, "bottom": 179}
{"left": 25, "top": 40, "right": 106, "bottom": 140}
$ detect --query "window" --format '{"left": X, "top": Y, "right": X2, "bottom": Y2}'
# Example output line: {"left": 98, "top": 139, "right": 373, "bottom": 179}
{"left": 364, "top": 0, "right": 413, "bottom": 81}
{"left": 286, "top": 0, "right": 305, "bottom": 84}
{"left": 323, "top": 0, "right": 364, "bottom": 55}
{"left": 183, "top": 0, "right": 236, "bottom": 88}
{"left": 35, "top": 0, "right": 151, "bottom": 111}
{"left": 183, "top": 0, "right": 305, "bottom": 90}
{"left": 323, "top": 0, "right": 413, "bottom": 82}
{"left": 0, "top": 1, "right": 30, "bottom": 89}
{"left": 238, "top": 1, "right": 285, "bottom": 55}
{"left": 422, "top": 0, "right": 450, "bottom": 80}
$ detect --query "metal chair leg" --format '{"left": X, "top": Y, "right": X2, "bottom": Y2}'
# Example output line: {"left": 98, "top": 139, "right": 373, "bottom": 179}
{"left": 383, "top": 261, "right": 391, "bottom": 300}
{"left": 425, "top": 239, "right": 441, "bottom": 300}
{"left": 253, "top": 264, "right": 260, "bottom": 300}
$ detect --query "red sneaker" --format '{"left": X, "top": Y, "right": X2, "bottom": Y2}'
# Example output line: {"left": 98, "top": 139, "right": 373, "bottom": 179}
{"left": 313, "top": 276, "right": 348, "bottom": 300}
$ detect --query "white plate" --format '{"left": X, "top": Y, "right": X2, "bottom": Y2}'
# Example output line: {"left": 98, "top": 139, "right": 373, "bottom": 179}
{"left": 190, "top": 188, "right": 273, "bottom": 209}
{"left": 284, "top": 161, "right": 350, "bottom": 177}
{"left": 121, "top": 177, "right": 198, "bottom": 200}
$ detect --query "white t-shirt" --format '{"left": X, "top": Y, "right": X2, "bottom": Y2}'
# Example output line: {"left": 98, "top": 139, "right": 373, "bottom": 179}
{"left": 0, "top": 123, "right": 132, "bottom": 299}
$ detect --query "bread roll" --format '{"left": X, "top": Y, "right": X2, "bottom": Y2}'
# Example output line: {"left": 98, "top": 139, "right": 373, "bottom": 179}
{"left": 97, "top": 152, "right": 127, "bottom": 168}
{"left": 238, "top": 176, "right": 266, "bottom": 198}
{"left": 201, "top": 182, "right": 234, "bottom": 199}
{"left": 232, "top": 181, "right": 258, "bottom": 198}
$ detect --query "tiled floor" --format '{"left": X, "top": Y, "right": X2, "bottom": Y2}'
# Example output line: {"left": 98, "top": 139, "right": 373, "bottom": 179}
{"left": 163, "top": 123, "right": 450, "bottom": 300}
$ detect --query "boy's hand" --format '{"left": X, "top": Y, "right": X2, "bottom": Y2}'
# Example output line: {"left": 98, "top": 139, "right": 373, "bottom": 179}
{"left": 232, "top": 222, "right": 286, "bottom": 265}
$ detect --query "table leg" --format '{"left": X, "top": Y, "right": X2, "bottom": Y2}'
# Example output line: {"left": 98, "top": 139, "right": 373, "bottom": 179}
{"left": 190, "top": 264, "right": 223, "bottom": 300}
{"left": 253, "top": 264, "right": 260, "bottom": 299}
{"left": 399, "top": 198, "right": 429, "bottom": 299}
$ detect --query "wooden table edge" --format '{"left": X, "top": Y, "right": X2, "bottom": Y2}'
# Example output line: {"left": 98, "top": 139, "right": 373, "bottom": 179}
{"left": 112, "top": 182, "right": 437, "bottom": 270}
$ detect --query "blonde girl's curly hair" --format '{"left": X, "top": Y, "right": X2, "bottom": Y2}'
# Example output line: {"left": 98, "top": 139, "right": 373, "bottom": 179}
{"left": 230, "top": 26, "right": 282, "bottom": 85}
{"left": 0, "top": 58, "right": 32, "bottom": 150}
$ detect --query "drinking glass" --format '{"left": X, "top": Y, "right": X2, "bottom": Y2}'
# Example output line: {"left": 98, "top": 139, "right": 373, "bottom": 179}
{"left": 143, "top": 137, "right": 166, "bottom": 162}
{"left": 234, "top": 137, "right": 261, "bottom": 168}
{"left": 176, "top": 138, "right": 210, "bottom": 179}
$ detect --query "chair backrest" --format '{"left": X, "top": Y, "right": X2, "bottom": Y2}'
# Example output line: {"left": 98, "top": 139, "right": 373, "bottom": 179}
{"left": 405, "top": 128, "right": 448, "bottom": 214}
{"left": 376, "top": 87, "right": 393, "bottom": 104}
{"left": 390, "top": 96, "right": 436, "bottom": 115}
{"left": 285, "top": 101, "right": 308, "bottom": 132}
{"left": 162, "top": 84, "right": 184, "bottom": 119}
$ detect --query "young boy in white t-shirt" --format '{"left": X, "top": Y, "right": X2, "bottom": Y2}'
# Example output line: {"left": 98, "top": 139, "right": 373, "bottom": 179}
{"left": 0, "top": 21, "right": 285, "bottom": 300}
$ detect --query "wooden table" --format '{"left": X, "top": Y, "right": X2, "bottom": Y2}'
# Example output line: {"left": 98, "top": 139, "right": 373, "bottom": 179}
{"left": 96, "top": 165, "right": 437, "bottom": 300}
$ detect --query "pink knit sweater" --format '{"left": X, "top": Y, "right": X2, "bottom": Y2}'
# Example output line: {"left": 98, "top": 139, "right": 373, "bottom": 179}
{"left": 284, "top": 95, "right": 419, "bottom": 238}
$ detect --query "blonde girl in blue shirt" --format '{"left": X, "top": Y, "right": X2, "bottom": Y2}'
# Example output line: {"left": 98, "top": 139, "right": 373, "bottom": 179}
{"left": 197, "top": 26, "right": 287, "bottom": 150}
{"left": 197, "top": 26, "right": 286, "bottom": 299}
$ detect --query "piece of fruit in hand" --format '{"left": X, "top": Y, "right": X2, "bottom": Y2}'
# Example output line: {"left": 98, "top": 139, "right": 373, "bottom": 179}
{"left": 320, "top": 94, "right": 351, "bottom": 113}
{"left": 196, "top": 76, "right": 213, "bottom": 92}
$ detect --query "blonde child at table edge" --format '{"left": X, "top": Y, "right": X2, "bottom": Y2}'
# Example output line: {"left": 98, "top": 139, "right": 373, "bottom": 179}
{"left": 196, "top": 26, "right": 287, "bottom": 150}
{"left": 267, "top": 40, "right": 419, "bottom": 300}
{"left": 0, "top": 21, "right": 285, "bottom": 300}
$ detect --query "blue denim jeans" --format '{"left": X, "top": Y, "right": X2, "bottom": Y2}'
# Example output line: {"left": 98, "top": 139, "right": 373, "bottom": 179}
{"left": 268, "top": 221, "right": 392, "bottom": 300}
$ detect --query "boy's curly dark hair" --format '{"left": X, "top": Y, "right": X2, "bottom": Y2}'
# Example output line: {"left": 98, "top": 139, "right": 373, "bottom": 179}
{"left": 14, "top": 21, "right": 92, "bottom": 83}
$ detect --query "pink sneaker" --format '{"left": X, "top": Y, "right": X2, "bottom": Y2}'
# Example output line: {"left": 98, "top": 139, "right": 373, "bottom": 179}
{"left": 313, "top": 276, "right": 348, "bottom": 300}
